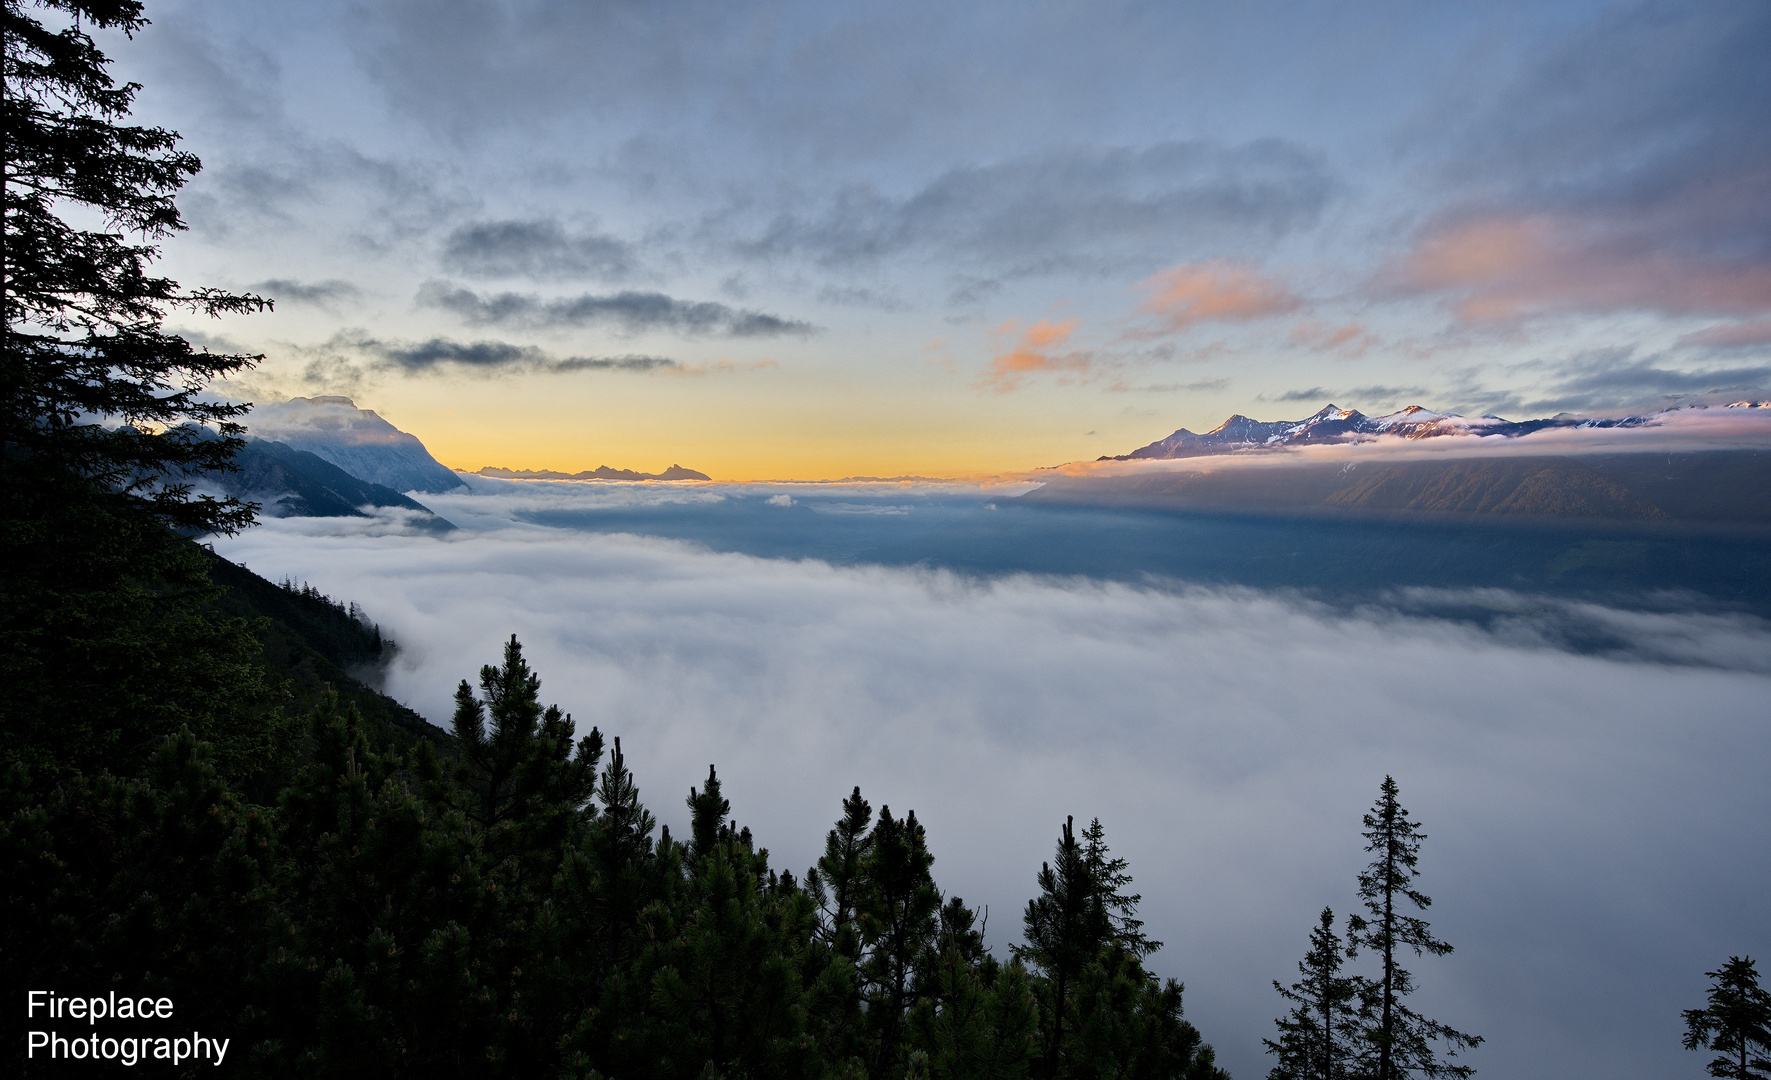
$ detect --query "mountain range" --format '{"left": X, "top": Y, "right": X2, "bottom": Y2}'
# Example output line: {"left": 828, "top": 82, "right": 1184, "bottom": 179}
{"left": 1108, "top": 402, "right": 1768, "bottom": 460}
{"left": 210, "top": 396, "right": 715, "bottom": 522}
{"left": 478, "top": 464, "right": 712, "bottom": 481}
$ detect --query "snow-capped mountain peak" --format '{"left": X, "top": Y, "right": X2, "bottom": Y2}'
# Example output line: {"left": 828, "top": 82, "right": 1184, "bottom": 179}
{"left": 1111, "top": 402, "right": 1662, "bottom": 461}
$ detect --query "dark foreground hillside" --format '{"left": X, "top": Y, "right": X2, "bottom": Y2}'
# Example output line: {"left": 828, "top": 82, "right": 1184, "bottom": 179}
{"left": 205, "top": 552, "right": 452, "bottom": 756}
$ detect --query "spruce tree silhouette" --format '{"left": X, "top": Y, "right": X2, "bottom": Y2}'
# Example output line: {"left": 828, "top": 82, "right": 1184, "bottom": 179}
{"left": 1266, "top": 907, "right": 1363, "bottom": 1080}
{"left": 1684, "top": 957, "right": 1771, "bottom": 1079}
{"left": 1346, "top": 777, "right": 1481, "bottom": 1080}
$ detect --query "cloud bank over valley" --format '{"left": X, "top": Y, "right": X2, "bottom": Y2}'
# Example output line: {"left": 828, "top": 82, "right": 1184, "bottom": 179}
{"left": 213, "top": 514, "right": 1771, "bottom": 1080}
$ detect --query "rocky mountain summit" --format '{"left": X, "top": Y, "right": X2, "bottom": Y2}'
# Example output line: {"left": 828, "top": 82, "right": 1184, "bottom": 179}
{"left": 1107, "top": 402, "right": 1757, "bottom": 460}
{"left": 245, "top": 396, "right": 465, "bottom": 493}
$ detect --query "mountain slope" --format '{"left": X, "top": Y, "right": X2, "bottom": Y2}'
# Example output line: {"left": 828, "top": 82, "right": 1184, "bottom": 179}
{"left": 246, "top": 396, "right": 465, "bottom": 493}
{"left": 1323, "top": 460, "right": 1668, "bottom": 519}
{"left": 217, "top": 439, "right": 455, "bottom": 527}
{"left": 1026, "top": 450, "right": 1771, "bottom": 527}
{"left": 205, "top": 552, "right": 451, "bottom": 755}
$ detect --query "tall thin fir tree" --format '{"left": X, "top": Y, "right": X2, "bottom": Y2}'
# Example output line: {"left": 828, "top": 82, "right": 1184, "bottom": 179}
{"left": 1079, "top": 816, "right": 1161, "bottom": 959}
{"left": 1683, "top": 956, "right": 1771, "bottom": 1079}
{"left": 1266, "top": 907, "right": 1363, "bottom": 1080}
{"left": 1346, "top": 776, "right": 1481, "bottom": 1080}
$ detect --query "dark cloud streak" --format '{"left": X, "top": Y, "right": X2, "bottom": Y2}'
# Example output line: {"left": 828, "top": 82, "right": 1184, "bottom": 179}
{"left": 253, "top": 278, "right": 363, "bottom": 308}
{"left": 301, "top": 330, "right": 678, "bottom": 379}
{"left": 417, "top": 281, "right": 817, "bottom": 337}
{"left": 440, "top": 219, "right": 640, "bottom": 281}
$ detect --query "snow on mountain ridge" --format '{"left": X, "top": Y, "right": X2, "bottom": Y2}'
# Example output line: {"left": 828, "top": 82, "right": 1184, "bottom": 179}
{"left": 245, "top": 396, "right": 465, "bottom": 493}
{"left": 1113, "top": 403, "right": 1673, "bottom": 461}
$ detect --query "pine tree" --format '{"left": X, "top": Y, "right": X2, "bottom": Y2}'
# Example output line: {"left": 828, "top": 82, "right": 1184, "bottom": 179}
{"left": 807, "top": 785, "right": 874, "bottom": 959}
{"left": 856, "top": 804, "right": 941, "bottom": 1077}
{"left": 1346, "top": 777, "right": 1480, "bottom": 1080}
{"left": 1266, "top": 907, "right": 1362, "bottom": 1080}
{"left": 687, "top": 763, "right": 732, "bottom": 862}
{"left": 3, "top": 0, "right": 278, "bottom": 780}
{"left": 1018, "top": 815, "right": 1222, "bottom": 1080}
{"left": 802, "top": 787, "right": 874, "bottom": 1068}
{"left": 1017, "top": 816, "right": 1108, "bottom": 1077}
{"left": 1684, "top": 957, "right": 1771, "bottom": 1079}
{"left": 451, "top": 635, "right": 602, "bottom": 834}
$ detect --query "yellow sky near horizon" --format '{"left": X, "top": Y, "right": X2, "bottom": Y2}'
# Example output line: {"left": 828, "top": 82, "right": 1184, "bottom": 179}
{"left": 247, "top": 360, "right": 1190, "bottom": 483}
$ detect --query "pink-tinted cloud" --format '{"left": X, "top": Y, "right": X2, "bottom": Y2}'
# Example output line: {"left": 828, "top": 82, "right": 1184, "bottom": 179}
{"left": 1135, "top": 261, "right": 1299, "bottom": 333}
{"left": 978, "top": 317, "right": 1089, "bottom": 391}
{"left": 1290, "top": 320, "right": 1374, "bottom": 356}
{"left": 1391, "top": 215, "right": 1771, "bottom": 321}
{"left": 1679, "top": 319, "right": 1771, "bottom": 349}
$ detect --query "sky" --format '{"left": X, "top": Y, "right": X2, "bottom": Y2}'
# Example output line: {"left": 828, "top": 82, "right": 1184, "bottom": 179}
{"left": 213, "top": 500, "right": 1771, "bottom": 1080}
{"left": 102, "top": 0, "right": 1771, "bottom": 479}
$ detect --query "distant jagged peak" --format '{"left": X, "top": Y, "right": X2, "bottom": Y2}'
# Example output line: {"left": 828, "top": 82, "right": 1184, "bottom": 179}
{"left": 1116, "top": 401, "right": 1671, "bottom": 461}
{"left": 477, "top": 463, "right": 712, "bottom": 482}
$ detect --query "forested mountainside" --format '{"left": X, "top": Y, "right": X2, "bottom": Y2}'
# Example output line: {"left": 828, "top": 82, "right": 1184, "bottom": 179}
{"left": 1027, "top": 450, "right": 1771, "bottom": 527}
{"left": 212, "top": 439, "right": 456, "bottom": 526}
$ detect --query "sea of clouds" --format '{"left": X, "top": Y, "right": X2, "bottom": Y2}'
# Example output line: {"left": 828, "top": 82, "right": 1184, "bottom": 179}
{"left": 213, "top": 491, "right": 1771, "bottom": 1080}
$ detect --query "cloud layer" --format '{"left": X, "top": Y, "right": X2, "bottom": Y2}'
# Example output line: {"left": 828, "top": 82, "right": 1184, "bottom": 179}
{"left": 440, "top": 219, "right": 640, "bottom": 282}
{"left": 418, "top": 282, "right": 816, "bottom": 338}
{"left": 213, "top": 513, "right": 1770, "bottom": 1080}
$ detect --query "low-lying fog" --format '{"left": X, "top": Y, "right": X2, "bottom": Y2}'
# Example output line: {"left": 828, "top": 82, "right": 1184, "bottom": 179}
{"left": 213, "top": 482, "right": 1771, "bottom": 1080}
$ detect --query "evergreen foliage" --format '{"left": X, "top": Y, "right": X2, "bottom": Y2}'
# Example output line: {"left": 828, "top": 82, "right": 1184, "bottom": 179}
{"left": 1343, "top": 777, "right": 1480, "bottom": 1080}
{"left": 2, "top": 0, "right": 277, "bottom": 781}
{"left": 1018, "top": 816, "right": 1228, "bottom": 1080}
{"left": 1264, "top": 908, "right": 1361, "bottom": 1080}
{"left": 4, "top": 634, "right": 1231, "bottom": 1079}
{"left": 1684, "top": 957, "right": 1771, "bottom": 1079}
{"left": 3, "top": 0, "right": 267, "bottom": 533}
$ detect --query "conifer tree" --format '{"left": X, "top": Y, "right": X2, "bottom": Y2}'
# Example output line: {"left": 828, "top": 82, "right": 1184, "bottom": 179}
{"left": 1018, "top": 816, "right": 1105, "bottom": 1074}
{"left": 687, "top": 763, "right": 732, "bottom": 861}
{"left": 804, "top": 787, "right": 875, "bottom": 1066}
{"left": 807, "top": 785, "right": 874, "bottom": 958}
{"left": 857, "top": 804, "right": 941, "bottom": 1077}
{"left": 3, "top": 0, "right": 285, "bottom": 779}
{"left": 1346, "top": 777, "right": 1480, "bottom": 1080}
{"left": 3, "top": 0, "right": 268, "bottom": 530}
{"left": 451, "top": 635, "right": 602, "bottom": 833}
{"left": 1684, "top": 957, "right": 1771, "bottom": 1079}
{"left": 1079, "top": 817, "right": 1160, "bottom": 960}
{"left": 1266, "top": 907, "right": 1363, "bottom": 1080}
